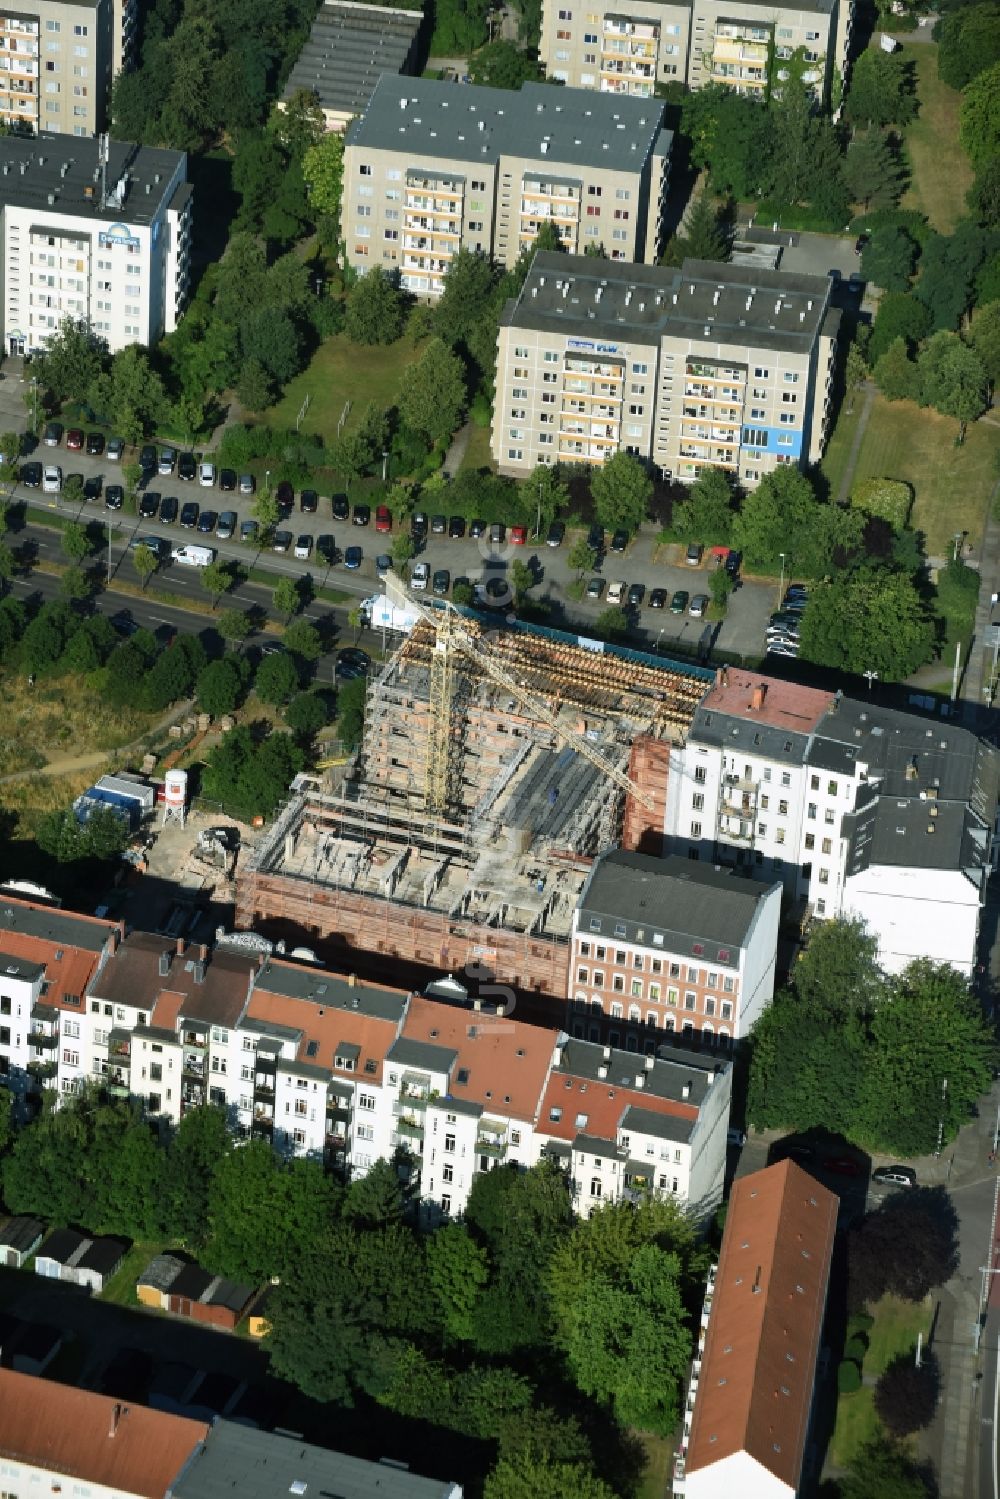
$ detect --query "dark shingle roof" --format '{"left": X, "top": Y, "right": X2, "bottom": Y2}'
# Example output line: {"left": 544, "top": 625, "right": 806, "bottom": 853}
{"left": 283, "top": 0, "right": 421, "bottom": 119}
{"left": 0, "top": 1217, "right": 44, "bottom": 1255}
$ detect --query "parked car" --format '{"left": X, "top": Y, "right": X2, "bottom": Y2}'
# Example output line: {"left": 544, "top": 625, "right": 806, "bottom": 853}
{"left": 586, "top": 577, "right": 605, "bottom": 600}
{"left": 129, "top": 536, "right": 164, "bottom": 560}
{"left": 20, "top": 461, "right": 42, "bottom": 487}
{"left": 139, "top": 444, "right": 158, "bottom": 473}
{"left": 376, "top": 553, "right": 392, "bottom": 578}
{"left": 65, "top": 429, "right": 84, "bottom": 452}
{"left": 823, "top": 1155, "right": 863, "bottom": 1177}
{"left": 431, "top": 514, "right": 447, "bottom": 535}
{"left": 217, "top": 510, "right": 237, "bottom": 540}
{"left": 344, "top": 545, "right": 362, "bottom": 569}
{"left": 198, "top": 462, "right": 216, "bottom": 488}
{"left": 353, "top": 504, "right": 370, "bottom": 527}
{"left": 138, "top": 491, "right": 160, "bottom": 520}
{"left": 85, "top": 432, "right": 104, "bottom": 456}
{"left": 689, "top": 593, "right": 709, "bottom": 617}
{"left": 489, "top": 522, "right": 505, "bottom": 544}
{"left": 725, "top": 549, "right": 741, "bottom": 579}
{"left": 872, "top": 1165, "right": 916, "bottom": 1188}
{"left": 107, "top": 436, "right": 124, "bottom": 463}
{"left": 42, "top": 464, "right": 62, "bottom": 493}
{"left": 610, "top": 529, "right": 628, "bottom": 554}
{"left": 411, "top": 561, "right": 430, "bottom": 591}
{"left": 105, "top": 485, "right": 124, "bottom": 511}
{"left": 686, "top": 542, "right": 704, "bottom": 566}
{"left": 433, "top": 568, "right": 451, "bottom": 596}
{"left": 276, "top": 481, "right": 294, "bottom": 512}
{"left": 607, "top": 580, "right": 626, "bottom": 605}
{"left": 158, "top": 448, "right": 177, "bottom": 475}
{"left": 110, "top": 609, "right": 138, "bottom": 635}
{"left": 238, "top": 473, "right": 254, "bottom": 495}
{"left": 449, "top": 515, "right": 466, "bottom": 539}
{"left": 83, "top": 476, "right": 102, "bottom": 502}
{"left": 469, "top": 518, "right": 486, "bottom": 539}
{"left": 178, "top": 452, "right": 196, "bottom": 481}
{"left": 627, "top": 582, "right": 645, "bottom": 608}
{"left": 375, "top": 504, "right": 392, "bottom": 533}
{"left": 510, "top": 524, "right": 528, "bottom": 546}
{"left": 669, "top": 589, "right": 689, "bottom": 614}
{"left": 300, "top": 488, "right": 318, "bottom": 514}
{"left": 159, "top": 494, "right": 178, "bottom": 524}
{"left": 316, "top": 534, "right": 337, "bottom": 564}
{"left": 219, "top": 468, "right": 237, "bottom": 493}
{"left": 197, "top": 510, "right": 218, "bottom": 536}
{"left": 42, "top": 422, "right": 62, "bottom": 447}
{"left": 649, "top": 587, "right": 667, "bottom": 609}
{"left": 240, "top": 519, "right": 258, "bottom": 544}
{"left": 546, "top": 521, "right": 565, "bottom": 548}
{"left": 180, "top": 501, "right": 200, "bottom": 529}
{"left": 336, "top": 647, "right": 370, "bottom": 679}
{"left": 332, "top": 495, "right": 350, "bottom": 521}
{"left": 587, "top": 524, "right": 604, "bottom": 553}
{"left": 294, "top": 534, "right": 313, "bottom": 559}
{"left": 767, "top": 642, "right": 800, "bottom": 658}
{"left": 411, "top": 510, "right": 428, "bottom": 539}
{"left": 726, "top": 1128, "right": 746, "bottom": 1148}
{"left": 272, "top": 529, "right": 292, "bottom": 553}
{"left": 854, "top": 232, "right": 870, "bottom": 257}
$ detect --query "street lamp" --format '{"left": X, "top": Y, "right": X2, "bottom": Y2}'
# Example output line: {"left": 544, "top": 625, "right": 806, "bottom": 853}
{"left": 863, "top": 669, "right": 878, "bottom": 693}
{"left": 778, "top": 552, "right": 787, "bottom": 604}
{"left": 382, "top": 449, "right": 389, "bottom": 483}
{"left": 30, "top": 375, "right": 37, "bottom": 433}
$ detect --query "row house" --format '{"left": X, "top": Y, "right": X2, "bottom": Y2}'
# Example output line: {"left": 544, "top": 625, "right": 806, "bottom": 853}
{"left": 663, "top": 670, "right": 1000, "bottom": 974}
{"left": 567, "top": 849, "right": 781, "bottom": 1050}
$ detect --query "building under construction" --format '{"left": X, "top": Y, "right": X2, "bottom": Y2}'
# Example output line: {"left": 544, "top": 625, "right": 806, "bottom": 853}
{"left": 236, "top": 610, "right": 714, "bottom": 1012}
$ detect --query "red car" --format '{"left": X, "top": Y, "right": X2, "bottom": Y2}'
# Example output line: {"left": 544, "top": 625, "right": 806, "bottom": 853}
{"left": 375, "top": 504, "right": 392, "bottom": 533}
{"left": 823, "top": 1155, "right": 862, "bottom": 1177}
{"left": 65, "top": 428, "right": 84, "bottom": 451}
{"left": 510, "top": 524, "right": 528, "bottom": 545}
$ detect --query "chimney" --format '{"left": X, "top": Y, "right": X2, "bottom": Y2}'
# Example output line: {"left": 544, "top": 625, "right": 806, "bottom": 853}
{"left": 645, "top": 1054, "right": 654, "bottom": 1071}
{"left": 348, "top": 973, "right": 357, "bottom": 988}
{"left": 682, "top": 1081, "right": 691, "bottom": 1100}
{"left": 109, "top": 1403, "right": 123, "bottom": 1438}
{"left": 199, "top": 944, "right": 208, "bottom": 963}
{"left": 602, "top": 1045, "right": 611, "bottom": 1062}
{"left": 634, "top": 1073, "right": 644, "bottom": 1089}
{"left": 707, "top": 1068, "right": 717, "bottom": 1087}
{"left": 175, "top": 936, "right": 185, "bottom": 956}
{"left": 193, "top": 959, "right": 206, "bottom": 984}
{"left": 720, "top": 664, "right": 729, "bottom": 687}
{"left": 598, "top": 1064, "right": 608, "bottom": 1080}
{"left": 158, "top": 951, "right": 171, "bottom": 978}
{"left": 750, "top": 684, "right": 767, "bottom": 712}
{"left": 554, "top": 1045, "right": 564, "bottom": 1068}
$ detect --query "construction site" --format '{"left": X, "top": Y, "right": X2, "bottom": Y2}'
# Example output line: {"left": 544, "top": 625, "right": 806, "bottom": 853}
{"left": 236, "top": 607, "right": 714, "bottom": 1016}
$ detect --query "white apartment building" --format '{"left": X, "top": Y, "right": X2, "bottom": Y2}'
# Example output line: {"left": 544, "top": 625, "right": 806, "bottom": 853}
{"left": 0, "top": 0, "right": 113, "bottom": 138}
{"left": 540, "top": 0, "right": 852, "bottom": 106}
{"left": 567, "top": 850, "right": 781, "bottom": 1051}
{"left": 494, "top": 251, "right": 839, "bottom": 483}
{"left": 664, "top": 670, "right": 1000, "bottom": 975}
{"left": 0, "top": 133, "right": 191, "bottom": 355}
{"left": 342, "top": 75, "right": 671, "bottom": 295}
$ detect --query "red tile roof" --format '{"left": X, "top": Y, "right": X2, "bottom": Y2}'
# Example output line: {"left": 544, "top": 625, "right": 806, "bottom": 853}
{"left": 400, "top": 996, "right": 555, "bottom": 1119}
{"left": 537, "top": 1068, "right": 696, "bottom": 1142}
{"left": 0, "top": 1369, "right": 207, "bottom": 1496}
{"left": 703, "top": 669, "right": 833, "bottom": 735}
{"left": 684, "top": 1160, "right": 837, "bottom": 1489}
{"left": 0, "top": 932, "right": 105, "bottom": 1014}
{"left": 246, "top": 987, "right": 401, "bottom": 1082}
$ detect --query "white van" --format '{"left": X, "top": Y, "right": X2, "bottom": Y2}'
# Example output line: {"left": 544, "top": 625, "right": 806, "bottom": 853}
{"left": 172, "top": 544, "right": 216, "bottom": 568}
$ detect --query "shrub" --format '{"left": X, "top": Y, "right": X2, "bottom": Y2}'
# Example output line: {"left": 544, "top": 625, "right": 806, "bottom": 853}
{"left": 874, "top": 1351, "right": 940, "bottom": 1436}
{"left": 844, "top": 1335, "right": 868, "bottom": 1363}
{"left": 837, "top": 1360, "right": 862, "bottom": 1395}
{"left": 851, "top": 477, "right": 912, "bottom": 531}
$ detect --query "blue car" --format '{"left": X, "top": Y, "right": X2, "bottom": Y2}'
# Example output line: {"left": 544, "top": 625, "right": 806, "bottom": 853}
{"left": 344, "top": 546, "right": 362, "bottom": 569}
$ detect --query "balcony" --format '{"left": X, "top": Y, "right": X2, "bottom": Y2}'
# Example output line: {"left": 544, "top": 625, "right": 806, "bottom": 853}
{"left": 182, "top": 1055, "right": 204, "bottom": 1077}
{"left": 477, "top": 1136, "right": 508, "bottom": 1158}
{"left": 181, "top": 1030, "right": 206, "bottom": 1049}
{"left": 27, "top": 1058, "right": 57, "bottom": 1082}
{"left": 27, "top": 1029, "right": 57, "bottom": 1050}
{"left": 396, "top": 1116, "right": 425, "bottom": 1140}
{"left": 254, "top": 1079, "right": 275, "bottom": 1098}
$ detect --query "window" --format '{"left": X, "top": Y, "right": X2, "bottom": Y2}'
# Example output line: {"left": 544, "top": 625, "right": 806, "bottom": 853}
{"left": 781, "top": 772, "right": 791, "bottom": 787}
{"left": 443, "top": 1163, "right": 454, "bottom": 1183}
{"left": 805, "top": 833, "right": 815, "bottom": 851}
{"left": 358, "top": 1093, "right": 376, "bottom": 1110}
{"left": 684, "top": 992, "right": 696, "bottom": 1010}
{"left": 808, "top": 803, "right": 817, "bottom": 820}
{"left": 631, "top": 979, "right": 643, "bottom": 998}
{"left": 690, "top": 821, "right": 702, "bottom": 838}
{"left": 825, "top": 809, "right": 836, "bottom": 825}
{"left": 819, "top": 868, "right": 830, "bottom": 884}
{"left": 612, "top": 974, "right": 624, "bottom": 993}
{"left": 590, "top": 1178, "right": 602, "bottom": 1198}
{"left": 778, "top": 799, "right": 788, "bottom": 815}
{"left": 822, "top": 838, "right": 832, "bottom": 855}
{"left": 754, "top": 366, "right": 769, "bottom": 378}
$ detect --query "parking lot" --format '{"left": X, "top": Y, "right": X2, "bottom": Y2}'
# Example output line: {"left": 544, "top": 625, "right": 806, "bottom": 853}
{"left": 11, "top": 427, "right": 781, "bottom": 661}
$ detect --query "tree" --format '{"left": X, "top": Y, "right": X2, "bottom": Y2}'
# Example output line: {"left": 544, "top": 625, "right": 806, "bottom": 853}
{"left": 201, "top": 725, "right": 303, "bottom": 820}
{"left": 731, "top": 465, "right": 818, "bottom": 573}
{"left": 273, "top": 575, "right": 302, "bottom": 623}
{"left": 671, "top": 467, "right": 733, "bottom": 546}
{"left": 36, "top": 805, "right": 129, "bottom": 865}
{"left": 61, "top": 521, "right": 90, "bottom": 564}
{"left": 875, "top": 1351, "right": 940, "bottom": 1437}
{"left": 969, "top": 299, "right": 1000, "bottom": 386}
{"left": 435, "top": 250, "right": 499, "bottom": 358}
{"left": 398, "top": 338, "right": 467, "bottom": 443}
{"left": 285, "top": 690, "right": 327, "bottom": 739}
{"left": 590, "top": 452, "right": 652, "bottom": 534}
{"left": 343, "top": 1156, "right": 409, "bottom": 1230}
{"left": 845, "top": 49, "right": 917, "bottom": 127}
{"left": 0, "top": 541, "right": 15, "bottom": 595}
{"left": 662, "top": 193, "right": 729, "bottom": 266}
{"left": 255, "top": 650, "right": 300, "bottom": 705}
{"left": 969, "top": 156, "right": 1000, "bottom": 229}
{"left": 875, "top": 336, "right": 921, "bottom": 402}
{"left": 917, "top": 330, "right": 988, "bottom": 441}
{"left": 164, "top": 1106, "right": 232, "bottom": 1247}
{"left": 567, "top": 538, "right": 597, "bottom": 579}
{"left": 594, "top": 606, "right": 628, "bottom": 640}
{"left": 426, "top": 1222, "right": 489, "bottom": 1344}
{"left": 869, "top": 292, "right": 932, "bottom": 366}
{"left": 0, "top": 430, "right": 19, "bottom": 482}
{"left": 510, "top": 559, "right": 534, "bottom": 605}
{"left": 798, "top": 567, "right": 934, "bottom": 679}
{"left": 252, "top": 488, "right": 280, "bottom": 540}
{"left": 913, "top": 220, "right": 993, "bottom": 332}
{"left": 132, "top": 543, "right": 158, "bottom": 591}
{"left": 301, "top": 130, "right": 345, "bottom": 225}
{"left": 345, "top": 269, "right": 407, "bottom": 346}
{"left": 200, "top": 559, "right": 234, "bottom": 610}
{"left": 236, "top": 358, "right": 275, "bottom": 413}
{"left": 59, "top": 565, "right": 91, "bottom": 602}
{"left": 337, "top": 674, "right": 367, "bottom": 750}
{"left": 848, "top": 1188, "right": 959, "bottom": 1309}
{"left": 842, "top": 132, "right": 907, "bottom": 211}
{"left": 89, "top": 346, "right": 165, "bottom": 445}
{"left": 938, "top": 3, "right": 1000, "bottom": 90}
{"left": 140, "top": 635, "right": 204, "bottom": 711}
{"left": 219, "top": 608, "right": 254, "bottom": 651}
{"left": 196, "top": 657, "right": 244, "bottom": 717}
{"left": 468, "top": 39, "right": 540, "bottom": 89}
{"left": 240, "top": 309, "right": 302, "bottom": 387}
{"left": 485, "top": 1458, "right": 617, "bottom": 1499}
{"left": 390, "top": 532, "right": 415, "bottom": 574}
{"left": 32, "top": 317, "right": 107, "bottom": 405}
{"left": 795, "top": 918, "right": 884, "bottom": 1017}
{"left": 205, "top": 1139, "right": 291, "bottom": 1282}
{"left": 840, "top": 1439, "right": 934, "bottom": 1499}
{"left": 282, "top": 619, "right": 322, "bottom": 661}
{"left": 862, "top": 228, "right": 918, "bottom": 292}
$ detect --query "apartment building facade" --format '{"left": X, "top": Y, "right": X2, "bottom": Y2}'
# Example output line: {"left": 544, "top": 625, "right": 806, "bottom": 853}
{"left": 341, "top": 75, "right": 671, "bottom": 296}
{"left": 567, "top": 850, "right": 781, "bottom": 1052}
{"left": 494, "top": 251, "right": 838, "bottom": 483}
{"left": 0, "top": 133, "right": 191, "bottom": 355}
{"left": 0, "top": 0, "right": 114, "bottom": 138}
{"left": 540, "top": 0, "right": 852, "bottom": 106}
{"left": 663, "top": 671, "right": 1000, "bottom": 974}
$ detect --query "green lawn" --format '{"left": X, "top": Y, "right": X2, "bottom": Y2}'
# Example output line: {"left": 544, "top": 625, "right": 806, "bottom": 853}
{"left": 818, "top": 392, "right": 866, "bottom": 502}
{"left": 99, "top": 1241, "right": 169, "bottom": 1308}
{"left": 829, "top": 1294, "right": 932, "bottom": 1469}
{"left": 460, "top": 419, "right": 495, "bottom": 472}
{"left": 827, "top": 394, "right": 998, "bottom": 556}
{"left": 635, "top": 1432, "right": 674, "bottom": 1499}
{"left": 265, "top": 332, "right": 425, "bottom": 440}
{"left": 900, "top": 43, "right": 974, "bottom": 234}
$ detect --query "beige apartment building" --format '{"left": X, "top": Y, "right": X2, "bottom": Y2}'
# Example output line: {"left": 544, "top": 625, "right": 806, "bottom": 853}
{"left": 0, "top": 0, "right": 115, "bottom": 137}
{"left": 493, "top": 250, "right": 839, "bottom": 484}
{"left": 341, "top": 74, "right": 672, "bottom": 296}
{"left": 541, "top": 0, "right": 852, "bottom": 105}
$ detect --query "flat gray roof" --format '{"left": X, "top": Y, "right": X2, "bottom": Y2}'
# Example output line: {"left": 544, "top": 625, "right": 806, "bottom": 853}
{"left": 284, "top": 0, "right": 421, "bottom": 118}
{"left": 0, "top": 899, "right": 116, "bottom": 955}
{"left": 172, "top": 1420, "right": 463, "bottom": 1498}
{"left": 503, "top": 251, "right": 831, "bottom": 353}
{"left": 579, "top": 850, "right": 774, "bottom": 954}
{"left": 256, "top": 959, "right": 408, "bottom": 1025}
{"left": 0, "top": 951, "right": 44, "bottom": 983}
{"left": 557, "top": 1034, "right": 727, "bottom": 1112}
{"left": 386, "top": 1036, "right": 458, "bottom": 1073}
{"left": 348, "top": 76, "right": 667, "bottom": 174}
{"left": 0, "top": 134, "right": 185, "bottom": 227}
